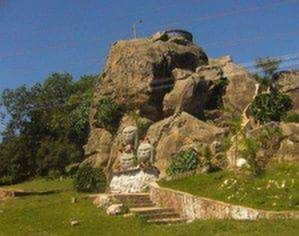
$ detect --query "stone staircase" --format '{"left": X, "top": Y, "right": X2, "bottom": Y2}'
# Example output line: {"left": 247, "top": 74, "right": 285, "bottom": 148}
{"left": 91, "top": 193, "right": 187, "bottom": 224}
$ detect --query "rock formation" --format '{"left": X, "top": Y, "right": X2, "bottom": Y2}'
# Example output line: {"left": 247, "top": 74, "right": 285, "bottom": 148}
{"left": 84, "top": 30, "right": 291, "bottom": 179}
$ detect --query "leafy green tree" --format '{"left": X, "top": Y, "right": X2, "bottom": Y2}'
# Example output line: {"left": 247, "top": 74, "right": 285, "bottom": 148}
{"left": 0, "top": 72, "right": 97, "bottom": 184}
{"left": 254, "top": 57, "right": 282, "bottom": 78}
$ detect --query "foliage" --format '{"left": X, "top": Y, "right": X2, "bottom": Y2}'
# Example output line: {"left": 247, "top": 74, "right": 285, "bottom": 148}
{"left": 0, "top": 136, "right": 35, "bottom": 185}
{"left": 0, "top": 73, "right": 97, "bottom": 184}
{"left": 35, "top": 138, "right": 82, "bottom": 176}
{"left": 74, "top": 163, "right": 107, "bottom": 193}
{"left": 241, "top": 136, "right": 263, "bottom": 175}
{"left": 95, "top": 98, "right": 124, "bottom": 133}
{"left": 166, "top": 150, "right": 199, "bottom": 176}
{"left": 160, "top": 163, "right": 299, "bottom": 211}
{"left": 253, "top": 73, "right": 271, "bottom": 92}
{"left": 251, "top": 91, "right": 293, "bottom": 124}
{"left": 283, "top": 112, "right": 299, "bottom": 123}
{"left": 130, "top": 111, "right": 152, "bottom": 139}
{"left": 254, "top": 57, "right": 282, "bottom": 77}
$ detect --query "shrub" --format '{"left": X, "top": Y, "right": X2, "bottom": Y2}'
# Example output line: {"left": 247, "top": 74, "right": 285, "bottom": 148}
{"left": 166, "top": 150, "right": 199, "bottom": 176}
{"left": 74, "top": 163, "right": 107, "bottom": 193}
{"left": 283, "top": 112, "right": 299, "bottom": 123}
{"left": 95, "top": 98, "right": 124, "bottom": 133}
{"left": 251, "top": 91, "right": 293, "bottom": 124}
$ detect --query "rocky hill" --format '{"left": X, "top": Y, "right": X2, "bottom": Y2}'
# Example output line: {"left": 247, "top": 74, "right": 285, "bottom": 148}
{"left": 83, "top": 30, "right": 298, "bottom": 177}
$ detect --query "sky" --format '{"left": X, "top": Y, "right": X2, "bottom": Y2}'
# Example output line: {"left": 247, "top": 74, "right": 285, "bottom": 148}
{"left": 0, "top": 0, "right": 298, "bottom": 90}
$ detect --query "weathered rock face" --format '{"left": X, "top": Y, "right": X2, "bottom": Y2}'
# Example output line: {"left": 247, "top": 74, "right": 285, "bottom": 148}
{"left": 163, "top": 73, "right": 208, "bottom": 117}
{"left": 82, "top": 128, "right": 113, "bottom": 168}
{"left": 273, "top": 70, "right": 299, "bottom": 113}
{"left": 276, "top": 122, "right": 299, "bottom": 162}
{"left": 210, "top": 56, "right": 257, "bottom": 114}
{"left": 90, "top": 38, "right": 208, "bottom": 124}
{"left": 147, "top": 112, "right": 225, "bottom": 176}
{"left": 84, "top": 32, "right": 262, "bottom": 179}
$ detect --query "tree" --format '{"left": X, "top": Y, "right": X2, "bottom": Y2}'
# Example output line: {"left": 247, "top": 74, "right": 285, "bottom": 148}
{"left": 254, "top": 57, "right": 282, "bottom": 78}
{"left": 0, "top": 72, "right": 97, "bottom": 184}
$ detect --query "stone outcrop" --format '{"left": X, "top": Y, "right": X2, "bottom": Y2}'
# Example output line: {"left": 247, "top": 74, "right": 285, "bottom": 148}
{"left": 147, "top": 112, "right": 225, "bottom": 176}
{"left": 84, "top": 31, "right": 270, "bottom": 180}
{"left": 273, "top": 70, "right": 299, "bottom": 113}
{"left": 83, "top": 128, "right": 113, "bottom": 168}
{"left": 210, "top": 56, "right": 257, "bottom": 114}
{"left": 90, "top": 37, "right": 208, "bottom": 124}
{"left": 276, "top": 122, "right": 299, "bottom": 162}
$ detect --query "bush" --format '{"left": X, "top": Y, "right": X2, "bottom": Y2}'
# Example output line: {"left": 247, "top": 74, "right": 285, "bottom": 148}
{"left": 74, "top": 163, "right": 107, "bottom": 193}
{"left": 167, "top": 150, "right": 199, "bottom": 176}
{"left": 283, "top": 112, "right": 299, "bottom": 123}
{"left": 251, "top": 91, "right": 293, "bottom": 124}
{"left": 95, "top": 98, "right": 124, "bottom": 133}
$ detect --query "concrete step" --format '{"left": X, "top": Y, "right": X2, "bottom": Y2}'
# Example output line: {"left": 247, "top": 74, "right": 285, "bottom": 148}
{"left": 128, "top": 203, "right": 156, "bottom": 208}
{"left": 147, "top": 217, "right": 188, "bottom": 224}
{"left": 130, "top": 207, "right": 175, "bottom": 215}
{"left": 139, "top": 211, "right": 180, "bottom": 220}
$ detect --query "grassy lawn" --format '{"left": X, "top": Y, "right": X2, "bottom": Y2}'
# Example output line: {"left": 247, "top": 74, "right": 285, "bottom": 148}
{"left": 159, "top": 163, "right": 299, "bottom": 211}
{"left": 0, "top": 177, "right": 298, "bottom": 235}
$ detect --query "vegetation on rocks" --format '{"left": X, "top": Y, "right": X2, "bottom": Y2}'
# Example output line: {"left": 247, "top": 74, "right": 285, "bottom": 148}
{"left": 166, "top": 150, "right": 199, "bottom": 176}
{"left": 251, "top": 91, "right": 293, "bottom": 124}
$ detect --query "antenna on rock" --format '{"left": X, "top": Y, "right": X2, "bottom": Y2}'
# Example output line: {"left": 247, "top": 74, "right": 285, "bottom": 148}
{"left": 132, "top": 20, "right": 142, "bottom": 39}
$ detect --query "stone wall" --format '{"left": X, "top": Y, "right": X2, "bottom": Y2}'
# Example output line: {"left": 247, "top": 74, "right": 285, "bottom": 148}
{"left": 149, "top": 182, "right": 299, "bottom": 220}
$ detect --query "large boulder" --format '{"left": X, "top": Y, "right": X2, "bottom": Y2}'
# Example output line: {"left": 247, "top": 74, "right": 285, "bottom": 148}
{"left": 163, "top": 73, "right": 208, "bottom": 117}
{"left": 147, "top": 112, "right": 225, "bottom": 176}
{"left": 273, "top": 70, "right": 299, "bottom": 113}
{"left": 276, "top": 122, "right": 299, "bottom": 162}
{"left": 209, "top": 56, "right": 257, "bottom": 114}
{"left": 90, "top": 37, "right": 208, "bottom": 125}
{"left": 82, "top": 128, "right": 113, "bottom": 168}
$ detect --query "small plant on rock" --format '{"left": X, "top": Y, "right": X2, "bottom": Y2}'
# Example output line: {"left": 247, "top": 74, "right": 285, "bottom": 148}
{"left": 74, "top": 163, "right": 107, "bottom": 193}
{"left": 251, "top": 91, "right": 293, "bottom": 124}
{"left": 166, "top": 150, "right": 199, "bottom": 176}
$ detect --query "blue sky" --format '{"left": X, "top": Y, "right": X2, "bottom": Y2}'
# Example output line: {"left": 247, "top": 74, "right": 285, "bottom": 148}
{"left": 0, "top": 0, "right": 298, "bottom": 92}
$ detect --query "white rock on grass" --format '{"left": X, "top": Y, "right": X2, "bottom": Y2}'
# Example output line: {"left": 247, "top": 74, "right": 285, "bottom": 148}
{"left": 236, "top": 158, "right": 248, "bottom": 168}
{"left": 109, "top": 169, "right": 158, "bottom": 193}
{"left": 70, "top": 219, "right": 79, "bottom": 226}
{"left": 106, "top": 204, "right": 124, "bottom": 215}
{"left": 94, "top": 194, "right": 112, "bottom": 209}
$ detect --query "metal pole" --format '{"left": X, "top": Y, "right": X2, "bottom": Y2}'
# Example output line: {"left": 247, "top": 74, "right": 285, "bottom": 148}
{"left": 132, "top": 20, "right": 142, "bottom": 39}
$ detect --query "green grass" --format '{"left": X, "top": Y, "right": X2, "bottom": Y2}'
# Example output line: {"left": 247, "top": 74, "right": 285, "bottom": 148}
{"left": 0, "top": 178, "right": 298, "bottom": 235}
{"left": 159, "top": 163, "right": 299, "bottom": 211}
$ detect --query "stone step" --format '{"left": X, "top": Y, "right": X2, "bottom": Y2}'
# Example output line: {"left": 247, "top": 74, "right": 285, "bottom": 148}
{"left": 147, "top": 217, "right": 188, "bottom": 224}
{"left": 128, "top": 203, "right": 156, "bottom": 208}
{"left": 130, "top": 207, "right": 175, "bottom": 215}
{"left": 139, "top": 211, "right": 180, "bottom": 220}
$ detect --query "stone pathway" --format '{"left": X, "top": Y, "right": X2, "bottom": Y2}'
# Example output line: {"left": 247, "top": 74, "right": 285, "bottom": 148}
{"left": 90, "top": 193, "right": 188, "bottom": 224}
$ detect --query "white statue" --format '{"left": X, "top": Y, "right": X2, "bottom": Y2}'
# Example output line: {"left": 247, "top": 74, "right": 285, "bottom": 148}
{"left": 120, "top": 145, "right": 135, "bottom": 171}
{"left": 122, "top": 126, "right": 138, "bottom": 148}
{"left": 137, "top": 142, "right": 154, "bottom": 166}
